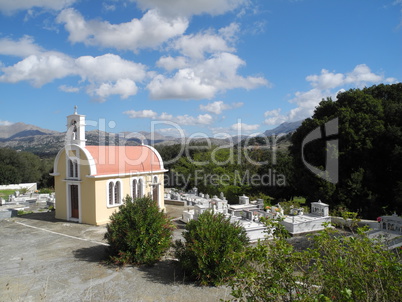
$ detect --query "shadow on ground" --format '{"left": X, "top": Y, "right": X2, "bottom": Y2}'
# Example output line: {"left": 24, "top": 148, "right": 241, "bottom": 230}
{"left": 138, "top": 260, "right": 191, "bottom": 285}
{"left": 16, "top": 211, "right": 65, "bottom": 223}
{"left": 72, "top": 246, "right": 193, "bottom": 286}
{"left": 73, "top": 245, "right": 108, "bottom": 263}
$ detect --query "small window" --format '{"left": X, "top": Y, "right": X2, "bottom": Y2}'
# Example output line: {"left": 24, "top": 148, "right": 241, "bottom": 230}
{"left": 107, "top": 180, "right": 123, "bottom": 207}
{"left": 152, "top": 176, "right": 159, "bottom": 203}
{"left": 68, "top": 159, "right": 78, "bottom": 178}
{"left": 108, "top": 182, "right": 114, "bottom": 205}
{"left": 132, "top": 179, "right": 137, "bottom": 199}
{"left": 138, "top": 178, "right": 143, "bottom": 198}
{"left": 114, "top": 181, "right": 121, "bottom": 204}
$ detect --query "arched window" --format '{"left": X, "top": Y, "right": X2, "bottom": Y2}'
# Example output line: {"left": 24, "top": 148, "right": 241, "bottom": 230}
{"left": 68, "top": 159, "right": 78, "bottom": 178}
{"left": 108, "top": 182, "right": 114, "bottom": 205}
{"left": 138, "top": 179, "right": 143, "bottom": 198}
{"left": 152, "top": 176, "right": 159, "bottom": 203}
{"left": 107, "top": 180, "right": 123, "bottom": 207}
{"left": 114, "top": 181, "right": 121, "bottom": 204}
{"left": 132, "top": 179, "right": 137, "bottom": 200}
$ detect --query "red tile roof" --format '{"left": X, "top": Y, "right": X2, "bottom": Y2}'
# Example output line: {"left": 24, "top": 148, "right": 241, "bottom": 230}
{"left": 85, "top": 145, "right": 164, "bottom": 176}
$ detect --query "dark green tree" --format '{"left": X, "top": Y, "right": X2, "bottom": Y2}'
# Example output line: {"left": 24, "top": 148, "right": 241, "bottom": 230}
{"left": 104, "top": 196, "right": 174, "bottom": 266}
{"left": 290, "top": 83, "right": 402, "bottom": 217}
{"left": 174, "top": 211, "right": 249, "bottom": 285}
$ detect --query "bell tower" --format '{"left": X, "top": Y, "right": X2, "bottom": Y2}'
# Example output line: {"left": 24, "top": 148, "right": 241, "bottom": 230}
{"left": 66, "top": 106, "right": 86, "bottom": 147}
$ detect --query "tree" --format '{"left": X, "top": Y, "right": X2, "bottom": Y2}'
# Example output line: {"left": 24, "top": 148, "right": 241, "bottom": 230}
{"left": 174, "top": 211, "right": 249, "bottom": 285}
{"left": 104, "top": 196, "right": 174, "bottom": 266}
{"left": 290, "top": 83, "right": 402, "bottom": 217}
{"left": 227, "top": 222, "right": 402, "bottom": 302}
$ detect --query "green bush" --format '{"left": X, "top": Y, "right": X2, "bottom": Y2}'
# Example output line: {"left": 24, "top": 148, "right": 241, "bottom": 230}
{"left": 227, "top": 224, "right": 402, "bottom": 302}
{"left": 104, "top": 196, "right": 174, "bottom": 266}
{"left": 174, "top": 211, "right": 249, "bottom": 285}
{"left": 38, "top": 188, "right": 54, "bottom": 194}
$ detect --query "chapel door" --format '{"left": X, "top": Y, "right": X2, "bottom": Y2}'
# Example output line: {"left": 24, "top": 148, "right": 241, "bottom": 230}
{"left": 70, "top": 185, "right": 79, "bottom": 219}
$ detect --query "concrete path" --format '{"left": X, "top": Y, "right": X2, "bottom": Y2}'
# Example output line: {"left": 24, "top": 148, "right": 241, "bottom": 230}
{"left": 0, "top": 210, "right": 231, "bottom": 302}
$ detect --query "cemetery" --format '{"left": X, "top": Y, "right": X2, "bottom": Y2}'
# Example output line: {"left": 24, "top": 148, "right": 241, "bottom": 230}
{"left": 0, "top": 183, "right": 55, "bottom": 220}
{"left": 165, "top": 187, "right": 402, "bottom": 248}
{"left": 166, "top": 188, "right": 333, "bottom": 241}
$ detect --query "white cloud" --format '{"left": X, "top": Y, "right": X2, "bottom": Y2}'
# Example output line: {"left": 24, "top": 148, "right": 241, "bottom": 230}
{"left": 132, "top": 0, "right": 247, "bottom": 17}
{"left": 88, "top": 79, "right": 138, "bottom": 101}
{"left": 124, "top": 110, "right": 214, "bottom": 126}
{"left": 267, "top": 64, "right": 398, "bottom": 125}
{"left": 0, "top": 52, "right": 75, "bottom": 87}
{"left": 0, "top": 27, "right": 267, "bottom": 102}
{"left": 344, "top": 64, "right": 393, "bottom": 86}
{"left": 0, "top": 0, "right": 76, "bottom": 14}
{"left": 306, "top": 65, "right": 397, "bottom": 91}
{"left": 263, "top": 108, "right": 288, "bottom": 126}
{"left": 0, "top": 120, "right": 13, "bottom": 126}
{"left": 200, "top": 100, "right": 243, "bottom": 114}
{"left": 57, "top": 8, "right": 188, "bottom": 52}
{"left": 0, "top": 38, "right": 147, "bottom": 100}
{"left": 59, "top": 84, "right": 79, "bottom": 93}
{"left": 124, "top": 109, "right": 159, "bottom": 119}
{"left": 75, "top": 54, "right": 147, "bottom": 83}
{"left": 180, "top": 113, "right": 214, "bottom": 125}
{"left": 306, "top": 69, "right": 344, "bottom": 90}
{"left": 148, "top": 52, "right": 268, "bottom": 100}
{"left": 156, "top": 56, "right": 188, "bottom": 71}
{"left": 172, "top": 30, "right": 235, "bottom": 59}
{"left": 150, "top": 22, "right": 267, "bottom": 99}
{"left": 147, "top": 70, "right": 218, "bottom": 100}
{"left": 0, "top": 36, "right": 43, "bottom": 57}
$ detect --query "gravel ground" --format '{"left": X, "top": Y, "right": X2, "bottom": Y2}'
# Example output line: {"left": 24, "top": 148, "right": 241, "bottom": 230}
{"left": 0, "top": 205, "right": 231, "bottom": 302}
{"left": 0, "top": 203, "right": 332, "bottom": 301}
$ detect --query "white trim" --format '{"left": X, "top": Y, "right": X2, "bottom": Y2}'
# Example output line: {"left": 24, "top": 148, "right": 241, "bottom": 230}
{"left": 106, "top": 178, "right": 124, "bottom": 208}
{"left": 67, "top": 157, "right": 79, "bottom": 180}
{"left": 53, "top": 148, "right": 64, "bottom": 174}
{"left": 62, "top": 179, "right": 83, "bottom": 183}
{"left": 151, "top": 175, "right": 162, "bottom": 208}
{"left": 65, "top": 147, "right": 80, "bottom": 179}
{"left": 66, "top": 182, "right": 82, "bottom": 223}
{"left": 143, "top": 144, "right": 165, "bottom": 170}
{"left": 86, "top": 169, "right": 168, "bottom": 179}
{"left": 130, "top": 176, "right": 145, "bottom": 199}
{"left": 53, "top": 144, "right": 97, "bottom": 176}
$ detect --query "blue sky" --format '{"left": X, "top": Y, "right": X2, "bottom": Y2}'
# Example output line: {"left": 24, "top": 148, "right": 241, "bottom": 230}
{"left": 0, "top": 0, "right": 400, "bottom": 137}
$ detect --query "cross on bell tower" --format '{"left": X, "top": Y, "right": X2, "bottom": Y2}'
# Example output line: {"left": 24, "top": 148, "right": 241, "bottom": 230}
{"left": 66, "top": 106, "right": 86, "bottom": 147}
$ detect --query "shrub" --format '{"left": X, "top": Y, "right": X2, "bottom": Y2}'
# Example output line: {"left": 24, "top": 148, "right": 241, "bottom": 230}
{"left": 38, "top": 188, "right": 54, "bottom": 194}
{"left": 104, "top": 196, "right": 174, "bottom": 266}
{"left": 228, "top": 238, "right": 318, "bottom": 302}
{"left": 227, "top": 224, "right": 402, "bottom": 302}
{"left": 174, "top": 211, "right": 249, "bottom": 285}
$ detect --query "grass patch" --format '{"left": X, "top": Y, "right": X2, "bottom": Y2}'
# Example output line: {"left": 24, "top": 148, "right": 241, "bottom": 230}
{"left": 0, "top": 190, "right": 15, "bottom": 199}
{"left": 17, "top": 210, "right": 33, "bottom": 216}
{"left": 292, "top": 196, "right": 306, "bottom": 204}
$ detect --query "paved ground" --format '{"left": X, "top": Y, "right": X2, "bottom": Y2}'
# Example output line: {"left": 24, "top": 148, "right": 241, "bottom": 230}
{"left": 0, "top": 205, "right": 232, "bottom": 302}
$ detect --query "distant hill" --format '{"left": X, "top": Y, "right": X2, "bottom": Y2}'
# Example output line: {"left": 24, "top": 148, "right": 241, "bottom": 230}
{"left": 0, "top": 122, "right": 58, "bottom": 139}
{"left": 0, "top": 120, "right": 304, "bottom": 156}
{"left": 264, "top": 120, "right": 303, "bottom": 137}
{"left": 0, "top": 123, "right": 237, "bottom": 155}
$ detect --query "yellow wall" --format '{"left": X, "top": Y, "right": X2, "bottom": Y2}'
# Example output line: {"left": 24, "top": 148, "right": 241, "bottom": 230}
{"left": 93, "top": 172, "right": 165, "bottom": 225}
{"left": 54, "top": 146, "right": 165, "bottom": 226}
{"left": 54, "top": 150, "right": 67, "bottom": 221}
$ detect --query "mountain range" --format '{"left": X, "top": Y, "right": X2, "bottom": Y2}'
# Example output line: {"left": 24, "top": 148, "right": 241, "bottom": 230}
{"left": 0, "top": 120, "right": 303, "bottom": 155}
{"left": 263, "top": 120, "right": 303, "bottom": 137}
